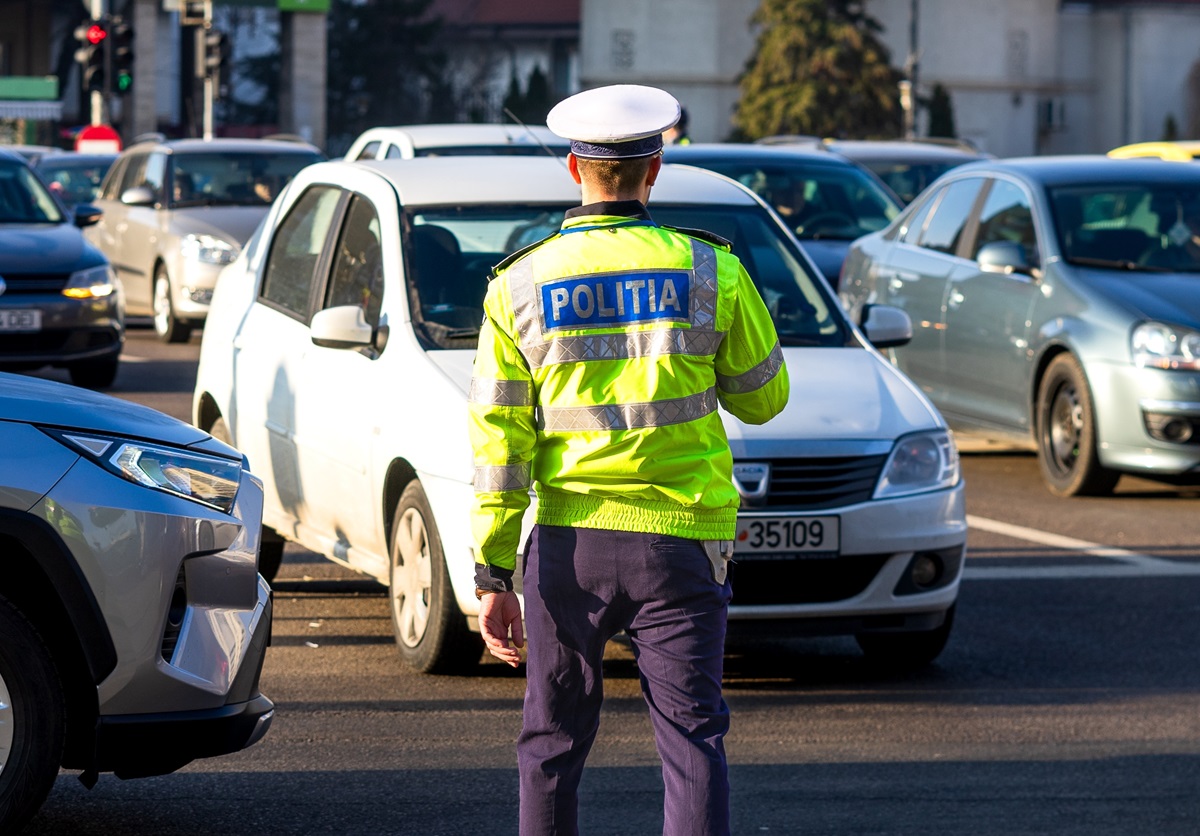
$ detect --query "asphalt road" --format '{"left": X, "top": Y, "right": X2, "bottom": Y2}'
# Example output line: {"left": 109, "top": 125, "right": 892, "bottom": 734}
{"left": 20, "top": 327, "right": 1200, "bottom": 835}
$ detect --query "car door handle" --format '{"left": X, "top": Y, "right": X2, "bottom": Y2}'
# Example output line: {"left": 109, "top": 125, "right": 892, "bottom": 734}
{"left": 948, "top": 289, "right": 965, "bottom": 310}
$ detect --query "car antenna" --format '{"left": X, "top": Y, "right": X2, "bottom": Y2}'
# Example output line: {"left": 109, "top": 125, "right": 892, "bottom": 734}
{"left": 504, "top": 107, "right": 569, "bottom": 171}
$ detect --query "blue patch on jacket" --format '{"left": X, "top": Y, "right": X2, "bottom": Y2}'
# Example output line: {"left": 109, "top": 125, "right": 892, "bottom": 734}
{"left": 540, "top": 271, "right": 690, "bottom": 330}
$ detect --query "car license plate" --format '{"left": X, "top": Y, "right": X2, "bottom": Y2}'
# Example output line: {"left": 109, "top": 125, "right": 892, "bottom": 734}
{"left": 0, "top": 310, "right": 41, "bottom": 332}
{"left": 734, "top": 514, "right": 840, "bottom": 558}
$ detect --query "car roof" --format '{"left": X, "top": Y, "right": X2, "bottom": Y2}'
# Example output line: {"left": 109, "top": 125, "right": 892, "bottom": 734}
{"left": 34, "top": 152, "right": 118, "bottom": 167}
{"left": 0, "top": 147, "right": 28, "bottom": 163}
{"left": 944, "top": 154, "right": 1200, "bottom": 187}
{"left": 1107, "top": 140, "right": 1200, "bottom": 161}
{"left": 353, "top": 123, "right": 568, "bottom": 149}
{"left": 663, "top": 142, "right": 861, "bottom": 167}
{"left": 823, "top": 139, "right": 988, "bottom": 162}
{"left": 344, "top": 155, "right": 761, "bottom": 208}
{"left": 123, "top": 137, "right": 322, "bottom": 156}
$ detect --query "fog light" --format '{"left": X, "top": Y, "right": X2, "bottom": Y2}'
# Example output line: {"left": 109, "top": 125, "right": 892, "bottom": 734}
{"left": 185, "top": 287, "right": 214, "bottom": 305}
{"left": 910, "top": 554, "right": 941, "bottom": 589}
{"left": 1144, "top": 412, "right": 1196, "bottom": 444}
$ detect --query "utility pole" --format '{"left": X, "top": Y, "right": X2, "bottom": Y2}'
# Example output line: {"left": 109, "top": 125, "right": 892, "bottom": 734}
{"left": 181, "top": 0, "right": 215, "bottom": 139}
{"left": 903, "top": 0, "right": 920, "bottom": 140}
{"left": 89, "top": 0, "right": 107, "bottom": 126}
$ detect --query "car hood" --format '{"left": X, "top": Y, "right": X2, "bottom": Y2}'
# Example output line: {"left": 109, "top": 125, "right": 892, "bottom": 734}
{"left": 426, "top": 346, "right": 941, "bottom": 458}
{"left": 0, "top": 223, "right": 103, "bottom": 272}
{"left": 169, "top": 206, "right": 269, "bottom": 246}
{"left": 1076, "top": 267, "right": 1200, "bottom": 326}
{"left": 798, "top": 239, "right": 849, "bottom": 286}
{"left": 0, "top": 373, "right": 211, "bottom": 447}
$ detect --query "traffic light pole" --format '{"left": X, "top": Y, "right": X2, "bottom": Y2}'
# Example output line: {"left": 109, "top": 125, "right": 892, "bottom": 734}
{"left": 89, "top": 0, "right": 107, "bottom": 126}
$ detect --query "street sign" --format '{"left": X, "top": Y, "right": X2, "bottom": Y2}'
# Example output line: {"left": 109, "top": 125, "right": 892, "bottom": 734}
{"left": 76, "top": 124, "right": 122, "bottom": 153}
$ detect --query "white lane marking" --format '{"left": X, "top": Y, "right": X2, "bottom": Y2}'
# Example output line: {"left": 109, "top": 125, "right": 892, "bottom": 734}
{"left": 964, "top": 514, "right": 1200, "bottom": 579}
{"left": 120, "top": 354, "right": 149, "bottom": 362}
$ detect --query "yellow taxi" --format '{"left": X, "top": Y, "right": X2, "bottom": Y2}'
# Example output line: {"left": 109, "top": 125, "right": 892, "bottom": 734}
{"left": 1107, "top": 140, "right": 1200, "bottom": 161}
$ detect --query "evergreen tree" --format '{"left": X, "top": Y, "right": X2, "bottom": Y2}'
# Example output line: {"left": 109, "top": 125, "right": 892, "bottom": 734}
{"left": 326, "top": 0, "right": 447, "bottom": 152}
{"left": 734, "top": 0, "right": 901, "bottom": 140}
{"left": 927, "top": 83, "right": 956, "bottom": 138}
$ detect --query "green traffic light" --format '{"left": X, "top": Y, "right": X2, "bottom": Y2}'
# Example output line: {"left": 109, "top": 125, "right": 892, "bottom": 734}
{"left": 117, "top": 71, "right": 132, "bottom": 92}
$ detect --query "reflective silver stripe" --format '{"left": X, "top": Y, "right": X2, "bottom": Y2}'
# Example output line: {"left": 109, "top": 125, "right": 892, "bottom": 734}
{"left": 473, "top": 462, "right": 531, "bottom": 492}
{"left": 469, "top": 377, "right": 533, "bottom": 407}
{"left": 507, "top": 236, "right": 723, "bottom": 369}
{"left": 541, "top": 388, "right": 717, "bottom": 432}
{"left": 717, "top": 342, "right": 785, "bottom": 395}
{"left": 523, "top": 328, "right": 725, "bottom": 368}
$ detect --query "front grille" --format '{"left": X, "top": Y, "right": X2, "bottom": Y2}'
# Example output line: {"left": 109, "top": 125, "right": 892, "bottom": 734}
{"left": 0, "top": 273, "right": 70, "bottom": 293}
{"left": 755, "top": 454, "right": 888, "bottom": 510}
{"left": 729, "top": 554, "right": 890, "bottom": 605}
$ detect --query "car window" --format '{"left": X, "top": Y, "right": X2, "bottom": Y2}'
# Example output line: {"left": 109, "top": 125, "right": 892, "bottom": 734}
{"left": 384, "top": 144, "right": 405, "bottom": 160}
{"left": 99, "top": 155, "right": 128, "bottom": 200}
{"left": 143, "top": 153, "right": 167, "bottom": 203}
{"left": 36, "top": 156, "right": 116, "bottom": 206}
{"left": 1051, "top": 184, "right": 1200, "bottom": 271}
{"left": 118, "top": 152, "right": 148, "bottom": 198}
{"left": 0, "top": 160, "right": 64, "bottom": 223}
{"left": 170, "top": 150, "right": 322, "bottom": 208}
{"left": 260, "top": 185, "right": 344, "bottom": 318}
{"left": 355, "top": 141, "right": 381, "bottom": 161}
{"left": 325, "top": 195, "right": 384, "bottom": 327}
{"left": 972, "top": 179, "right": 1038, "bottom": 265}
{"left": 898, "top": 188, "right": 939, "bottom": 243}
{"left": 917, "top": 177, "right": 985, "bottom": 255}
{"left": 405, "top": 203, "right": 847, "bottom": 351}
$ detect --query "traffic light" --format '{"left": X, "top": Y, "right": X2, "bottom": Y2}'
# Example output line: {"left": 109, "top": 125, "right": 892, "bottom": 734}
{"left": 202, "top": 28, "right": 230, "bottom": 97}
{"left": 110, "top": 16, "right": 134, "bottom": 94}
{"left": 75, "top": 18, "right": 108, "bottom": 93}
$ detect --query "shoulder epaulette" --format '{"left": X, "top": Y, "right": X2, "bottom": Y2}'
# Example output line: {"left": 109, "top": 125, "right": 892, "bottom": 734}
{"left": 661, "top": 224, "right": 733, "bottom": 251}
{"left": 490, "top": 232, "right": 561, "bottom": 279}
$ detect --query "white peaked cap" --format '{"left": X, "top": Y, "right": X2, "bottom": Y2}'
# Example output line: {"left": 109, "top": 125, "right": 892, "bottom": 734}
{"left": 547, "top": 85, "right": 681, "bottom": 159}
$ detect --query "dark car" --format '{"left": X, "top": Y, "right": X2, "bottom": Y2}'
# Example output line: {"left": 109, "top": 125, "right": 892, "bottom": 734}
{"left": 0, "top": 148, "right": 122, "bottom": 388}
{"left": 663, "top": 143, "right": 902, "bottom": 288}
{"left": 34, "top": 151, "right": 118, "bottom": 210}
{"left": 840, "top": 156, "right": 1200, "bottom": 496}
{"left": 822, "top": 139, "right": 992, "bottom": 205}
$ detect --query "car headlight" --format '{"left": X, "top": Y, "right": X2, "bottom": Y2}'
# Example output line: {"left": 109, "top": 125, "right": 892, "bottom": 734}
{"left": 1132, "top": 322, "right": 1200, "bottom": 371}
{"left": 875, "top": 429, "right": 961, "bottom": 499}
{"left": 44, "top": 430, "right": 242, "bottom": 513}
{"left": 63, "top": 264, "right": 116, "bottom": 299}
{"left": 181, "top": 233, "right": 239, "bottom": 265}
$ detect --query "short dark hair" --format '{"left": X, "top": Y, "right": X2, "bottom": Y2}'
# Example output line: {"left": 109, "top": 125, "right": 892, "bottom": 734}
{"left": 577, "top": 155, "right": 654, "bottom": 195}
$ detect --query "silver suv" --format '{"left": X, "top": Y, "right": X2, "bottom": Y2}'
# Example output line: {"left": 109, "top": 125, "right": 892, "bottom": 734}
{"left": 88, "top": 137, "right": 323, "bottom": 342}
{"left": 0, "top": 372, "right": 274, "bottom": 831}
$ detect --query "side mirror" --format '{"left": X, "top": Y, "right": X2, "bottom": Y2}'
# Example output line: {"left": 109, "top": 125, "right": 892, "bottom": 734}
{"left": 120, "top": 186, "right": 155, "bottom": 207}
{"left": 861, "top": 304, "right": 912, "bottom": 349}
{"left": 73, "top": 204, "right": 103, "bottom": 227}
{"left": 311, "top": 305, "right": 374, "bottom": 349}
{"left": 977, "top": 240, "right": 1033, "bottom": 276}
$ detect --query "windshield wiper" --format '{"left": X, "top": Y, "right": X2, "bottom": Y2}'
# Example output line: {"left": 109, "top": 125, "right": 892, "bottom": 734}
{"left": 444, "top": 327, "right": 480, "bottom": 339}
{"left": 1065, "top": 256, "right": 1169, "bottom": 272}
{"left": 777, "top": 335, "right": 826, "bottom": 347}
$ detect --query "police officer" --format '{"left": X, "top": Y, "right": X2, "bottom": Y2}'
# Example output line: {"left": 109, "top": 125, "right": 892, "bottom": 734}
{"left": 469, "top": 84, "right": 789, "bottom": 836}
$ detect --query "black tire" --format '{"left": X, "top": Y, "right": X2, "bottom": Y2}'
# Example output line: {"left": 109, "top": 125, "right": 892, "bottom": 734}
{"left": 1035, "top": 354, "right": 1120, "bottom": 497}
{"left": 68, "top": 355, "right": 119, "bottom": 389}
{"left": 388, "top": 481, "right": 482, "bottom": 674}
{"left": 153, "top": 265, "right": 193, "bottom": 344}
{"left": 855, "top": 605, "right": 955, "bottom": 671}
{"left": 0, "top": 596, "right": 65, "bottom": 833}
{"left": 209, "top": 416, "right": 284, "bottom": 582}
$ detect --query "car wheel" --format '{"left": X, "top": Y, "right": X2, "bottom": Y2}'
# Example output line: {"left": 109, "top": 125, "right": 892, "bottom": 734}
{"left": 210, "top": 416, "right": 285, "bottom": 582}
{"left": 389, "top": 480, "right": 482, "bottom": 674}
{"left": 0, "top": 596, "right": 65, "bottom": 833}
{"left": 855, "top": 604, "right": 955, "bottom": 670}
{"left": 1035, "top": 354, "right": 1120, "bottom": 497}
{"left": 153, "top": 265, "right": 193, "bottom": 344}
{"left": 68, "top": 355, "right": 119, "bottom": 389}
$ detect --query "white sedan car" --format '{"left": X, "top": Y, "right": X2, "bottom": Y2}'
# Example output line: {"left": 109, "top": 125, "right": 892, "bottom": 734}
{"left": 193, "top": 156, "right": 967, "bottom": 674}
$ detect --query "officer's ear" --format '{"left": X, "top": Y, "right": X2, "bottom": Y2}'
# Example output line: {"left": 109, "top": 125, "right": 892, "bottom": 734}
{"left": 645, "top": 154, "right": 663, "bottom": 187}
{"left": 567, "top": 153, "right": 583, "bottom": 185}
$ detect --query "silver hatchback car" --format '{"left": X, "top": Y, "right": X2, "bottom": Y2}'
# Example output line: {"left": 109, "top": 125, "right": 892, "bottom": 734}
{"left": 87, "top": 137, "right": 323, "bottom": 343}
{"left": 0, "top": 372, "right": 274, "bottom": 831}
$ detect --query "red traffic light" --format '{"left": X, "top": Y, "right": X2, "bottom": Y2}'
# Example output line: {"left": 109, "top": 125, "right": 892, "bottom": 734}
{"left": 86, "top": 24, "right": 107, "bottom": 44}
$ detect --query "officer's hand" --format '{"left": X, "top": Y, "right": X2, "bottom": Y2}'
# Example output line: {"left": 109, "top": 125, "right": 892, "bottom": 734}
{"left": 478, "top": 590, "right": 524, "bottom": 667}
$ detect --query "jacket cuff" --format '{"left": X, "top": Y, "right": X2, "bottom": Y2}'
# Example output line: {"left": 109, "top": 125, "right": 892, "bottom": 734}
{"left": 474, "top": 562, "right": 514, "bottom": 593}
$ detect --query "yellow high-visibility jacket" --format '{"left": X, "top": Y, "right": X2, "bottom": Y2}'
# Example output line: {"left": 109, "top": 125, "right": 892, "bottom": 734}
{"left": 468, "top": 205, "right": 789, "bottom": 586}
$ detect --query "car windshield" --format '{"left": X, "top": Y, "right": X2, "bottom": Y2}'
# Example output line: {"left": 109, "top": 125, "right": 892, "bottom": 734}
{"left": 36, "top": 156, "right": 115, "bottom": 206}
{"left": 170, "top": 150, "right": 322, "bottom": 208}
{"left": 858, "top": 160, "right": 963, "bottom": 205}
{"left": 405, "top": 203, "right": 849, "bottom": 350}
{"left": 674, "top": 159, "right": 901, "bottom": 241}
{"left": 0, "top": 160, "right": 65, "bottom": 223}
{"left": 1051, "top": 184, "right": 1200, "bottom": 273}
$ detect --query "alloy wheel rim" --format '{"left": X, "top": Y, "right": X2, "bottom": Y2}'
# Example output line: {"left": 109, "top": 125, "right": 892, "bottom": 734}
{"left": 153, "top": 275, "right": 171, "bottom": 335}
{"left": 391, "top": 508, "right": 432, "bottom": 648}
{"left": 1048, "top": 383, "right": 1083, "bottom": 472}
{"left": 0, "top": 669, "right": 13, "bottom": 778}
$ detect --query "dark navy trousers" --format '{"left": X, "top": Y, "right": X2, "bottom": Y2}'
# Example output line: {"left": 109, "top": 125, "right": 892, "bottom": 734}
{"left": 517, "top": 524, "right": 732, "bottom": 836}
